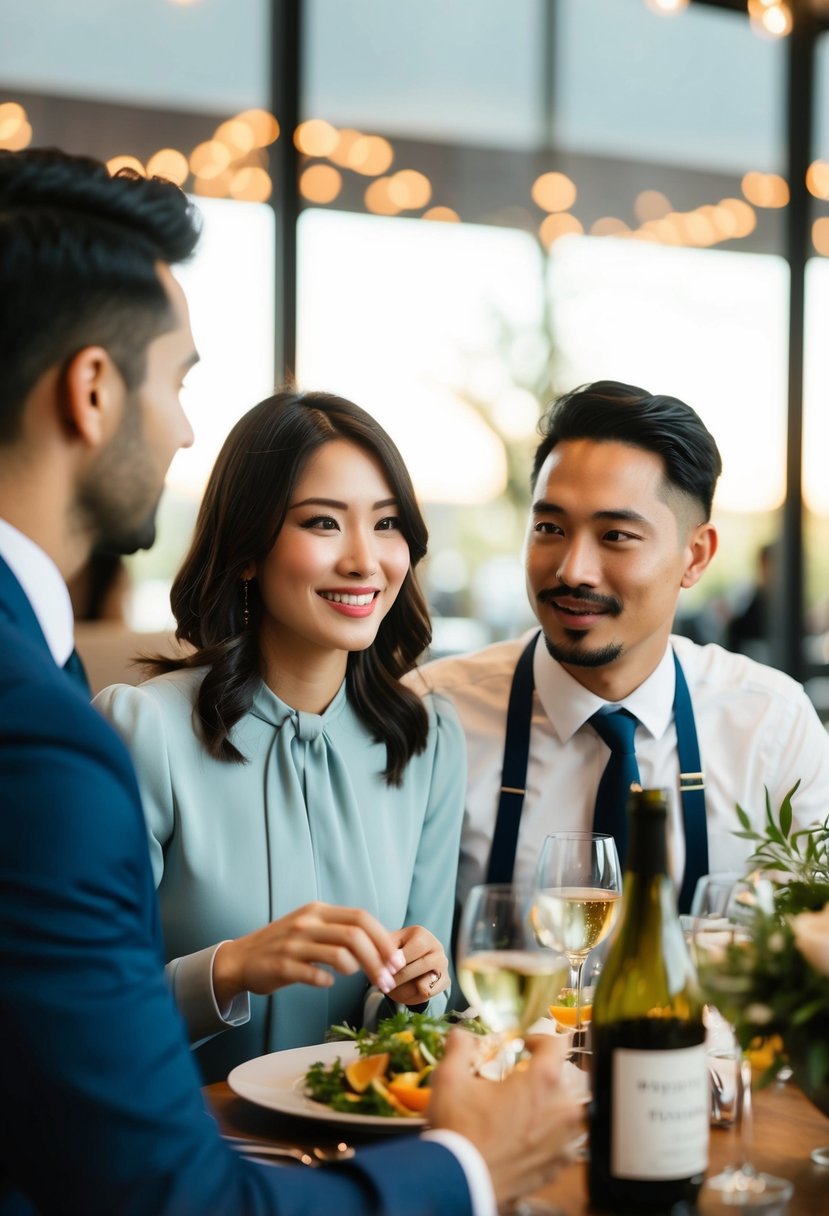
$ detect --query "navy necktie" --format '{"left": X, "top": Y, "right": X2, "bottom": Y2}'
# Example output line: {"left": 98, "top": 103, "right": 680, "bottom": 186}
{"left": 63, "top": 647, "right": 91, "bottom": 696}
{"left": 590, "top": 708, "right": 640, "bottom": 868}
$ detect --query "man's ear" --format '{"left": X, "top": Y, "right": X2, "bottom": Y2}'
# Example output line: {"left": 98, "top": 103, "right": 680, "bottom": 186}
{"left": 62, "top": 346, "right": 125, "bottom": 448}
{"left": 681, "top": 522, "right": 718, "bottom": 590}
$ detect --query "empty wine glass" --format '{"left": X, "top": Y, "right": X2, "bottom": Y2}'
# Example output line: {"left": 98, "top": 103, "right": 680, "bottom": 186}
{"left": 455, "top": 883, "right": 569, "bottom": 1077}
{"left": 532, "top": 833, "right": 622, "bottom": 1041}
{"left": 691, "top": 872, "right": 793, "bottom": 1208}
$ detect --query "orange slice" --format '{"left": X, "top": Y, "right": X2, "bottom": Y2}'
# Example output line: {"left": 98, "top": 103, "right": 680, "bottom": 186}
{"left": 371, "top": 1077, "right": 420, "bottom": 1117}
{"left": 549, "top": 1002, "right": 593, "bottom": 1027}
{"left": 345, "top": 1052, "right": 390, "bottom": 1093}
{"left": 387, "top": 1080, "right": 431, "bottom": 1113}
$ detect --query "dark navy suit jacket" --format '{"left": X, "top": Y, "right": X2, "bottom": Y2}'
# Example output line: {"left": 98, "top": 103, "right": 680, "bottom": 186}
{"left": 0, "top": 555, "right": 473, "bottom": 1216}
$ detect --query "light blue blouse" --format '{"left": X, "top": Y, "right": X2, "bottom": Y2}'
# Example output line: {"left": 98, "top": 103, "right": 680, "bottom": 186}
{"left": 95, "top": 668, "right": 465, "bottom": 1081}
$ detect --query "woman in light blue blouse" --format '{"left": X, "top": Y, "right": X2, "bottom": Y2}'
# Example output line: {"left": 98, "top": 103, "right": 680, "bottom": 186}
{"left": 95, "top": 391, "right": 465, "bottom": 1082}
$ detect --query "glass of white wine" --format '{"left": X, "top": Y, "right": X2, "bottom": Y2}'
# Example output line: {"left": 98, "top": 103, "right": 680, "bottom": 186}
{"left": 532, "top": 833, "right": 623, "bottom": 1040}
{"left": 456, "top": 883, "right": 570, "bottom": 1079}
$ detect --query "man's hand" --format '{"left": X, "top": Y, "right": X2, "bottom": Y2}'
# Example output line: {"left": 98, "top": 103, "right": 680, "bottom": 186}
{"left": 428, "top": 1030, "right": 582, "bottom": 1207}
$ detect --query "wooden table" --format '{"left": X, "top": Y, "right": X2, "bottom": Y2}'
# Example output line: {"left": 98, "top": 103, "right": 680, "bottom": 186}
{"left": 205, "top": 1075, "right": 829, "bottom": 1214}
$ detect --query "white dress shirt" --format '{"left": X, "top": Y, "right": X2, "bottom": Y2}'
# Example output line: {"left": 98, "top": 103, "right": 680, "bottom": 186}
{"left": 0, "top": 518, "right": 73, "bottom": 665}
{"left": 412, "top": 630, "right": 829, "bottom": 910}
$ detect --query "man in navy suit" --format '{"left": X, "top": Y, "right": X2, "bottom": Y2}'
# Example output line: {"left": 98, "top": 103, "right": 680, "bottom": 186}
{"left": 0, "top": 147, "right": 579, "bottom": 1216}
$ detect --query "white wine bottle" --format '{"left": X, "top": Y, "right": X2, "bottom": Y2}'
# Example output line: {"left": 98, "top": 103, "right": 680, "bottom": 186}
{"left": 588, "top": 788, "right": 708, "bottom": 1212}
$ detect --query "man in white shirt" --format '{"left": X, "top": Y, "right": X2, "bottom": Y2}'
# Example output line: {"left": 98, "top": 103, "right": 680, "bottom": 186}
{"left": 412, "top": 380, "right": 829, "bottom": 914}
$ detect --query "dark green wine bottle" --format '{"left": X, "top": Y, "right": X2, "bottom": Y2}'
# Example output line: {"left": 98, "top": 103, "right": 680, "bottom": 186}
{"left": 588, "top": 788, "right": 708, "bottom": 1213}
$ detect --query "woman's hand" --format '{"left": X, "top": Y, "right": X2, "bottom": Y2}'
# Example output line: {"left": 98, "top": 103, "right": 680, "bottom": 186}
{"left": 211, "top": 902, "right": 406, "bottom": 1009}
{"left": 385, "top": 923, "right": 450, "bottom": 1005}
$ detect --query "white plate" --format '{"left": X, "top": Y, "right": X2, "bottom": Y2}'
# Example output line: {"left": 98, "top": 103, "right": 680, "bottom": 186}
{"left": 227, "top": 1040, "right": 592, "bottom": 1132}
{"left": 227, "top": 1041, "right": 428, "bottom": 1131}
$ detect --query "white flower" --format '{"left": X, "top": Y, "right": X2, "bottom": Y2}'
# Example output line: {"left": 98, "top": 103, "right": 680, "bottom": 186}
{"left": 790, "top": 902, "right": 829, "bottom": 977}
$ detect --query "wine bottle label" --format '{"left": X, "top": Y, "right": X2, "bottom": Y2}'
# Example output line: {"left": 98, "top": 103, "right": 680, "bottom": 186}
{"left": 611, "top": 1045, "right": 708, "bottom": 1179}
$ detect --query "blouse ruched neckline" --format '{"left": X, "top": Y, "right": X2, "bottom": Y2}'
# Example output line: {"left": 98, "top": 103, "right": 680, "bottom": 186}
{"left": 249, "top": 678, "right": 348, "bottom": 741}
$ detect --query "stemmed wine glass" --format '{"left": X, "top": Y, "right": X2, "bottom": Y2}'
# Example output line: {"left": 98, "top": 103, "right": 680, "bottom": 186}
{"left": 690, "top": 872, "right": 793, "bottom": 1208}
{"left": 455, "top": 883, "right": 570, "bottom": 1078}
{"left": 532, "top": 833, "right": 623, "bottom": 1041}
{"left": 456, "top": 883, "right": 571, "bottom": 1216}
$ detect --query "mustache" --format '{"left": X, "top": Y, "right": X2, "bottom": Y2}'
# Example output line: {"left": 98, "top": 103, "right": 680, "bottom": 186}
{"left": 538, "top": 584, "right": 623, "bottom": 617}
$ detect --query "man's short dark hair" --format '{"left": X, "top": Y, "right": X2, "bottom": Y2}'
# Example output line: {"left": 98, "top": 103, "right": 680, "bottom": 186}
{"left": 0, "top": 147, "right": 201, "bottom": 442}
{"left": 532, "top": 379, "right": 723, "bottom": 520}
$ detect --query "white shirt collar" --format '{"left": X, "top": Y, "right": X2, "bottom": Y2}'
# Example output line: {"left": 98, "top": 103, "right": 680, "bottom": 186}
{"left": 0, "top": 519, "right": 74, "bottom": 666}
{"left": 532, "top": 631, "right": 676, "bottom": 744}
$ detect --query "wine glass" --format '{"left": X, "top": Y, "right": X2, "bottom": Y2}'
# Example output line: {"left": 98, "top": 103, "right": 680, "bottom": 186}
{"left": 456, "top": 883, "right": 571, "bottom": 1216}
{"left": 690, "top": 872, "right": 793, "bottom": 1208}
{"left": 532, "top": 833, "right": 622, "bottom": 1042}
{"left": 455, "top": 883, "right": 570, "bottom": 1078}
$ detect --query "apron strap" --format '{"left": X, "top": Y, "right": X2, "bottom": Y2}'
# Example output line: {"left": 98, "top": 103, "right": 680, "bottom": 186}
{"left": 484, "top": 638, "right": 708, "bottom": 908}
{"left": 485, "top": 632, "right": 539, "bottom": 883}
{"left": 673, "top": 650, "right": 709, "bottom": 913}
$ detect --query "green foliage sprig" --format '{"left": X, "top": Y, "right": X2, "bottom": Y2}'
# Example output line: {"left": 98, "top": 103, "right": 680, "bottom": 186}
{"left": 712, "top": 784, "right": 829, "bottom": 1098}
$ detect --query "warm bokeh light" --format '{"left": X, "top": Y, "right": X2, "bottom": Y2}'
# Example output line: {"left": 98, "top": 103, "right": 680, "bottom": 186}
{"left": 748, "top": 0, "right": 793, "bottom": 38}
{"left": 741, "top": 171, "right": 789, "bottom": 208}
{"left": 539, "top": 212, "right": 583, "bottom": 249}
{"left": 531, "top": 171, "right": 577, "bottom": 213}
{"left": 590, "top": 217, "right": 629, "bottom": 237}
{"left": 0, "top": 101, "right": 26, "bottom": 141}
{"left": 347, "top": 134, "right": 394, "bottom": 176}
{"left": 329, "top": 128, "right": 364, "bottom": 167}
{"left": 634, "top": 190, "right": 672, "bottom": 223}
{"left": 680, "top": 210, "right": 717, "bottom": 247}
{"left": 106, "top": 155, "right": 145, "bottom": 177}
{"left": 234, "top": 108, "right": 279, "bottom": 148}
{"left": 0, "top": 120, "right": 32, "bottom": 151}
{"left": 214, "top": 118, "right": 256, "bottom": 155}
{"left": 229, "top": 167, "right": 272, "bottom": 203}
{"left": 294, "top": 118, "right": 338, "bottom": 158}
{"left": 364, "top": 177, "right": 402, "bottom": 216}
{"left": 299, "top": 163, "right": 342, "bottom": 204}
{"left": 422, "top": 206, "right": 460, "bottom": 223}
{"left": 718, "top": 197, "right": 757, "bottom": 239}
{"left": 146, "top": 148, "right": 189, "bottom": 186}
{"left": 812, "top": 218, "right": 829, "bottom": 256}
{"left": 190, "top": 140, "right": 232, "bottom": 179}
{"left": 388, "top": 169, "right": 432, "bottom": 210}
{"left": 806, "top": 161, "right": 829, "bottom": 200}
{"left": 192, "top": 170, "right": 233, "bottom": 198}
{"left": 644, "top": 0, "right": 689, "bottom": 14}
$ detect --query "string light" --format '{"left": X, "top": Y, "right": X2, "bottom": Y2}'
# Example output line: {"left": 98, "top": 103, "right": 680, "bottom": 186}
{"left": 106, "top": 155, "right": 145, "bottom": 177}
{"left": 299, "top": 164, "right": 342, "bottom": 204}
{"left": 644, "top": 0, "right": 689, "bottom": 14}
{"left": 531, "top": 172, "right": 577, "bottom": 213}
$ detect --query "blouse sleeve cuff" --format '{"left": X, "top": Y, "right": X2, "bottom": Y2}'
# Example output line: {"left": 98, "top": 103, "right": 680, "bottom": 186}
{"left": 165, "top": 942, "right": 250, "bottom": 1045}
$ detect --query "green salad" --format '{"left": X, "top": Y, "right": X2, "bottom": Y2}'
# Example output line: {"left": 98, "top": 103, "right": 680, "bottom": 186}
{"left": 304, "top": 1011, "right": 487, "bottom": 1118}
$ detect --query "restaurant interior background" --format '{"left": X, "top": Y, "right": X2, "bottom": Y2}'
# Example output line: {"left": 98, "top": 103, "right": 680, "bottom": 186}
{"left": 4, "top": 0, "right": 829, "bottom": 712}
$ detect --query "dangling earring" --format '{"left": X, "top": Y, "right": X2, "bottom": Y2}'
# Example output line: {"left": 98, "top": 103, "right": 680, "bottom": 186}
{"left": 242, "top": 578, "right": 250, "bottom": 630}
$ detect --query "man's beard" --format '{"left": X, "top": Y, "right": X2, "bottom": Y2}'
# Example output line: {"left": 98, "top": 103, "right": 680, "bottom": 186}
{"left": 75, "top": 394, "right": 161, "bottom": 555}
{"left": 537, "top": 584, "right": 623, "bottom": 668}
{"left": 543, "top": 633, "right": 623, "bottom": 668}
